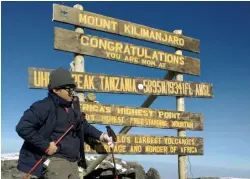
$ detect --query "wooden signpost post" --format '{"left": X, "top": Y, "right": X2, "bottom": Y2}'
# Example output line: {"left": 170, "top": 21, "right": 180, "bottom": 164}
{"left": 26, "top": 3, "right": 214, "bottom": 179}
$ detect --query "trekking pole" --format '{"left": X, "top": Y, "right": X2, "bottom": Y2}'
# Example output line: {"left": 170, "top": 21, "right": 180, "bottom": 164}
{"left": 106, "top": 125, "right": 118, "bottom": 179}
{"left": 23, "top": 124, "right": 74, "bottom": 179}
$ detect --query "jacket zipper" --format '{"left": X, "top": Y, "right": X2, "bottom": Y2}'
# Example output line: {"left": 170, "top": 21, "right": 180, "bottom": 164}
{"left": 65, "top": 107, "right": 71, "bottom": 123}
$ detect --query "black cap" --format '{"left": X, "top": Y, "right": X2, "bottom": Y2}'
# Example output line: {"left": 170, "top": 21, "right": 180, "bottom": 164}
{"left": 48, "top": 68, "right": 76, "bottom": 89}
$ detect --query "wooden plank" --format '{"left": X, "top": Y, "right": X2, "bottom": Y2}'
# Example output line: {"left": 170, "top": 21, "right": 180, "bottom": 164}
{"left": 84, "top": 144, "right": 203, "bottom": 155}
{"left": 28, "top": 67, "right": 213, "bottom": 98}
{"left": 54, "top": 28, "right": 200, "bottom": 76}
{"left": 84, "top": 134, "right": 203, "bottom": 155}
{"left": 52, "top": 4, "right": 200, "bottom": 53}
{"left": 81, "top": 102, "right": 203, "bottom": 131}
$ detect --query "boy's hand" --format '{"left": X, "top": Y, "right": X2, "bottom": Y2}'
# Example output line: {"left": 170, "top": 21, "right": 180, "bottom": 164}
{"left": 100, "top": 133, "right": 114, "bottom": 148}
{"left": 47, "top": 142, "right": 58, "bottom": 155}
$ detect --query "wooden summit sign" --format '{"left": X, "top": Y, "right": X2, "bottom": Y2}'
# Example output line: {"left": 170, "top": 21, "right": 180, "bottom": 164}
{"left": 28, "top": 67, "right": 213, "bottom": 98}
{"left": 52, "top": 4, "right": 200, "bottom": 53}
{"left": 81, "top": 102, "right": 203, "bottom": 131}
{"left": 54, "top": 28, "right": 200, "bottom": 76}
{"left": 84, "top": 134, "right": 204, "bottom": 155}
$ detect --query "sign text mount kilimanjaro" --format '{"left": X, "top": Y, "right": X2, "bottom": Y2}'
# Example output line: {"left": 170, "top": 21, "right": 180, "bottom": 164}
{"left": 53, "top": 4, "right": 200, "bottom": 53}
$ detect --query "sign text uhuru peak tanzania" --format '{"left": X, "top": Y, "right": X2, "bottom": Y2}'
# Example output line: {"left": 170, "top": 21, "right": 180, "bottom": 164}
{"left": 28, "top": 68, "right": 213, "bottom": 98}
{"left": 81, "top": 102, "right": 203, "bottom": 131}
{"left": 54, "top": 28, "right": 200, "bottom": 76}
{"left": 52, "top": 4, "right": 200, "bottom": 53}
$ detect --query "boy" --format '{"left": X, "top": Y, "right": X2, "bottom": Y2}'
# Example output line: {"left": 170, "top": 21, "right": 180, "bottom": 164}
{"left": 16, "top": 68, "right": 114, "bottom": 179}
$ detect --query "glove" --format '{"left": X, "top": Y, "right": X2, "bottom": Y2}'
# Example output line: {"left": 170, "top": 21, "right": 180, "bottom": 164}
{"left": 72, "top": 119, "right": 81, "bottom": 131}
{"left": 78, "top": 159, "right": 87, "bottom": 169}
{"left": 100, "top": 133, "right": 114, "bottom": 148}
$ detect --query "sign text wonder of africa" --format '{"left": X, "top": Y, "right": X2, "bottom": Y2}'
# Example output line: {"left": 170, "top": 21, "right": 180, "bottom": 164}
{"left": 84, "top": 134, "right": 203, "bottom": 155}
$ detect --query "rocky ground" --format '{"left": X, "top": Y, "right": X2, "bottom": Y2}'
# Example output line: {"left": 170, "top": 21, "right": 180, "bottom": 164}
{"left": 2, "top": 154, "right": 246, "bottom": 179}
{"left": 1, "top": 153, "right": 161, "bottom": 179}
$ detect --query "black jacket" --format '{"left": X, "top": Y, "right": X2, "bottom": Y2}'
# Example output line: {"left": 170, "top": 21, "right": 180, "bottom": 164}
{"left": 15, "top": 93, "right": 102, "bottom": 177}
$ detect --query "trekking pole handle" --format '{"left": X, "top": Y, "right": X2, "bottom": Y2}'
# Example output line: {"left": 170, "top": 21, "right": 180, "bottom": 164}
{"left": 106, "top": 125, "right": 117, "bottom": 142}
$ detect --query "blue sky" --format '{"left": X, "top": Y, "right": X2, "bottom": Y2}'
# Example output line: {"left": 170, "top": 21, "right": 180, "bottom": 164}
{"left": 1, "top": 1, "right": 250, "bottom": 178}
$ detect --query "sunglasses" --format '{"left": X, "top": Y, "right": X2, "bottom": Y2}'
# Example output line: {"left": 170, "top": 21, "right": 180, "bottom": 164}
{"left": 61, "top": 87, "right": 75, "bottom": 95}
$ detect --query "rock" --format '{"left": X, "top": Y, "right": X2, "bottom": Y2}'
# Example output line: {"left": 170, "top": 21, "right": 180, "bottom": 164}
{"left": 146, "top": 168, "right": 161, "bottom": 179}
{"left": 126, "top": 162, "right": 146, "bottom": 179}
{"left": 85, "top": 158, "right": 137, "bottom": 179}
{"left": 98, "top": 160, "right": 115, "bottom": 176}
{"left": 1, "top": 160, "right": 18, "bottom": 179}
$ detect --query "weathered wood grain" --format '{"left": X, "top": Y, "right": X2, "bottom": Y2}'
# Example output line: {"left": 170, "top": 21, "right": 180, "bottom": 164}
{"left": 81, "top": 101, "right": 203, "bottom": 131}
{"left": 52, "top": 4, "right": 200, "bottom": 53}
{"left": 28, "top": 67, "right": 213, "bottom": 98}
{"left": 84, "top": 134, "right": 203, "bottom": 155}
{"left": 54, "top": 28, "right": 200, "bottom": 76}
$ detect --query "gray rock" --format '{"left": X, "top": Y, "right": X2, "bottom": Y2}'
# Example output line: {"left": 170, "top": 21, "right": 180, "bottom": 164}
{"left": 125, "top": 162, "right": 146, "bottom": 179}
{"left": 1, "top": 160, "right": 19, "bottom": 179}
{"left": 146, "top": 168, "right": 161, "bottom": 179}
{"left": 98, "top": 160, "right": 115, "bottom": 176}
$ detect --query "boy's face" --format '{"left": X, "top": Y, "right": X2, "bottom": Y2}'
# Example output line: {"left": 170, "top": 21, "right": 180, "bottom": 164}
{"left": 53, "top": 86, "right": 75, "bottom": 102}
